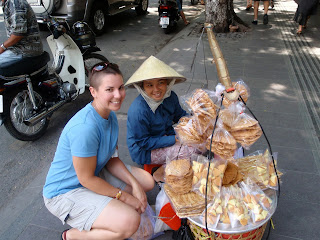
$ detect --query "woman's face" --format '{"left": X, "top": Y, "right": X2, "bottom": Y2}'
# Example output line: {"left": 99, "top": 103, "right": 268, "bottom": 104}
{"left": 90, "top": 73, "right": 126, "bottom": 114}
{"left": 143, "top": 79, "right": 168, "bottom": 101}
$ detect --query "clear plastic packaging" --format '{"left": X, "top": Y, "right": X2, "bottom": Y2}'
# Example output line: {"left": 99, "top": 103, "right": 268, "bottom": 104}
{"left": 239, "top": 180, "right": 271, "bottom": 223}
{"left": 174, "top": 116, "right": 206, "bottom": 145}
{"left": 191, "top": 154, "right": 227, "bottom": 199}
{"left": 130, "top": 204, "right": 155, "bottom": 240}
{"left": 205, "top": 127, "right": 237, "bottom": 160}
{"left": 225, "top": 185, "right": 251, "bottom": 228}
{"left": 181, "top": 88, "right": 219, "bottom": 119}
{"left": 200, "top": 193, "right": 223, "bottom": 228}
{"left": 229, "top": 112, "right": 262, "bottom": 149}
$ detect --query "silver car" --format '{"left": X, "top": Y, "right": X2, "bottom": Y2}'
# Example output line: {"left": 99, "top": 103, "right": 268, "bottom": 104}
{"left": 27, "top": 0, "right": 149, "bottom": 35}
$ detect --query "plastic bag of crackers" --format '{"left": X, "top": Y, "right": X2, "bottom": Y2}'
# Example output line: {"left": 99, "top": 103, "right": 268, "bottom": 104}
{"left": 219, "top": 102, "right": 262, "bottom": 150}
{"left": 191, "top": 154, "right": 227, "bottom": 199}
{"left": 180, "top": 89, "right": 219, "bottom": 136}
{"left": 174, "top": 116, "right": 207, "bottom": 147}
{"left": 205, "top": 125, "right": 237, "bottom": 160}
{"left": 239, "top": 179, "right": 272, "bottom": 224}
{"left": 200, "top": 192, "right": 223, "bottom": 228}
{"left": 239, "top": 149, "right": 282, "bottom": 190}
{"left": 224, "top": 185, "right": 251, "bottom": 228}
{"left": 130, "top": 204, "right": 155, "bottom": 240}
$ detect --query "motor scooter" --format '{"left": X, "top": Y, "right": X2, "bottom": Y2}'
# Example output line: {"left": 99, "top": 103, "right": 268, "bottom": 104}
{"left": 0, "top": 18, "right": 107, "bottom": 141}
{"left": 158, "top": 0, "right": 180, "bottom": 34}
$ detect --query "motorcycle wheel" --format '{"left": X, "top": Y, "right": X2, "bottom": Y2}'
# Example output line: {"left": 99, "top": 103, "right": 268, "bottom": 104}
{"left": 89, "top": 2, "right": 107, "bottom": 36}
{"left": 4, "top": 89, "right": 50, "bottom": 141}
{"left": 135, "top": 0, "right": 148, "bottom": 15}
{"left": 83, "top": 53, "right": 109, "bottom": 87}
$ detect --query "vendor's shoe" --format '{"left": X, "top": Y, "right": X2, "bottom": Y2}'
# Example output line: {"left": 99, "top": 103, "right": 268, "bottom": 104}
{"left": 270, "top": 0, "right": 274, "bottom": 9}
{"left": 252, "top": 20, "right": 258, "bottom": 25}
{"left": 263, "top": 14, "right": 268, "bottom": 25}
{"left": 246, "top": 4, "right": 252, "bottom": 11}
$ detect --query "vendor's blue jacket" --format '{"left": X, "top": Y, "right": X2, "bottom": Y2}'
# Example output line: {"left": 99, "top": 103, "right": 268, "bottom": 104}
{"left": 127, "top": 91, "right": 186, "bottom": 165}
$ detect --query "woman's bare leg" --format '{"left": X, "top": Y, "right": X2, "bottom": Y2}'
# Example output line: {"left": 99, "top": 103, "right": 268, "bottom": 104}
{"left": 65, "top": 200, "right": 140, "bottom": 240}
{"left": 253, "top": 1, "right": 259, "bottom": 20}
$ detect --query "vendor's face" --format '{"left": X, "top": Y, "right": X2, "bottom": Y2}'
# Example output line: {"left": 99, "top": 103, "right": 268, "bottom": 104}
{"left": 143, "top": 79, "right": 168, "bottom": 101}
{"left": 90, "top": 73, "right": 126, "bottom": 114}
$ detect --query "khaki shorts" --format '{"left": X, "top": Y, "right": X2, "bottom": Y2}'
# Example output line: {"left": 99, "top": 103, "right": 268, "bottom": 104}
{"left": 44, "top": 164, "right": 132, "bottom": 231}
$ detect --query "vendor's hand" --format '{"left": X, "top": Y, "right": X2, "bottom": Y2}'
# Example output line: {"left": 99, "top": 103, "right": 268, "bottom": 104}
{"left": 131, "top": 182, "right": 148, "bottom": 213}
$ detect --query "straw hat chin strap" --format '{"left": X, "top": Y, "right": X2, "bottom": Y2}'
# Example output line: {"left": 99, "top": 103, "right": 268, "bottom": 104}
{"left": 133, "top": 79, "right": 176, "bottom": 113}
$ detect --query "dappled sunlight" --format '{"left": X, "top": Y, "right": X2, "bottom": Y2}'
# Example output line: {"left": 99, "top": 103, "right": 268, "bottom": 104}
{"left": 263, "top": 83, "right": 297, "bottom": 101}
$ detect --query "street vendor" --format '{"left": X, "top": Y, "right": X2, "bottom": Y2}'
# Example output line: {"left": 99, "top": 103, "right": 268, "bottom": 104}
{"left": 126, "top": 56, "right": 197, "bottom": 165}
{"left": 43, "top": 62, "right": 154, "bottom": 240}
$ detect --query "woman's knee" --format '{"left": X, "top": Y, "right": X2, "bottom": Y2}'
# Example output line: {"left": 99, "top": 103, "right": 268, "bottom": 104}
{"left": 121, "top": 212, "right": 141, "bottom": 238}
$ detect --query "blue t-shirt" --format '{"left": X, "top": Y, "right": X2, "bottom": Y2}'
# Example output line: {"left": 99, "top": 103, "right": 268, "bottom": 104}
{"left": 127, "top": 91, "right": 186, "bottom": 165}
{"left": 43, "top": 103, "right": 118, "bottom": 199}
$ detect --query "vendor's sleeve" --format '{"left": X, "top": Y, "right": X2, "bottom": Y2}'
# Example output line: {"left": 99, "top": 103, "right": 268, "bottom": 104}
{"left": 67, "top": 124, "right": 100, "bottom": 157}
{"left": 128, "top": 109, "right": 176, "bottom": 150}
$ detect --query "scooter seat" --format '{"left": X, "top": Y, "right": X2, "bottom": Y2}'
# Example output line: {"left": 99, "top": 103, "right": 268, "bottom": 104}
{"left": 0, "top": 51, "right": 50, "bottom": 77}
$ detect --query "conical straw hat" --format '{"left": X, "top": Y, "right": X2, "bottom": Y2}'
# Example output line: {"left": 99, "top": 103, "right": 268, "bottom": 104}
{"left": 125, "top": 56, "right": 186, "bottom": 88}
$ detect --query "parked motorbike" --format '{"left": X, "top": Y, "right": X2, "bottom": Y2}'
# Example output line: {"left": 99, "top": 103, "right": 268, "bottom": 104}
{"left": 158, "top": 0, "right": 180, "bottom": 34}
{"left": 0, "top": 18, "right": 108, "bottom": 141}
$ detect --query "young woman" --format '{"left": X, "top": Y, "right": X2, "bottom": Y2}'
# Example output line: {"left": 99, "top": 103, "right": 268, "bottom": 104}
{"left": 43, "top": 62, "right": 154, "bottom": 240}
{"left": 126, "top": 56, "right": 198, "bottom": 166}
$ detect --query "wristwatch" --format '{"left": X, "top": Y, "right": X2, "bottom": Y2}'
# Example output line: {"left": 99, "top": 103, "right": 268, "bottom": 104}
{"left": 1, "top": 43, "right": 7, "bottom": 51}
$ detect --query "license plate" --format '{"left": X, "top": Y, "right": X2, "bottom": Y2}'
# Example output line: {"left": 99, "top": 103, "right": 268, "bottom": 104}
{"left": 160, "top": 17, "right": 169, "bottom": 25}
{"left": 0, "top": 95, "right": 3, "bottom": 113}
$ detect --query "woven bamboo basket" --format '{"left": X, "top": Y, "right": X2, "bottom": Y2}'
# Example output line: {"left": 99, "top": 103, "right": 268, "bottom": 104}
{"left": 188, "top": 220, "right": 267, "bottom": 240}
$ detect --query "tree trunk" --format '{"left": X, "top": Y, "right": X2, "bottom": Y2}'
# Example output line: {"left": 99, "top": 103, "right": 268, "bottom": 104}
{"left": 205, "top": 0, "right": 249, "bottom": 32}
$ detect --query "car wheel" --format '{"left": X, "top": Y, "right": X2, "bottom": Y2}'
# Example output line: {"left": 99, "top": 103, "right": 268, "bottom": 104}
{"left": 135, "top": 0, "right": 148, "bottom": 15}
{"left": 89, "top": 2, "right": 107, "bottom": 35}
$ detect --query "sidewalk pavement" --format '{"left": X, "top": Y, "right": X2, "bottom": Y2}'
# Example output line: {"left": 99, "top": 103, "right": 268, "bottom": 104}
{"left": 1, "top": 0, "right": 319, "bottom": 239}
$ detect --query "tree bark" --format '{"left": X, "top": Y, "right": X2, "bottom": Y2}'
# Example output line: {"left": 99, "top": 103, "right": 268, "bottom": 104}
{"left": 205, "top": 0, "right": 249, "bottom": 33}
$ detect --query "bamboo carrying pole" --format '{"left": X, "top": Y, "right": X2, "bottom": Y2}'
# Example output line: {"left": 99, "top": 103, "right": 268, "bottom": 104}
{"left": 205, "top": 23, "right": 239, "bottom": 101}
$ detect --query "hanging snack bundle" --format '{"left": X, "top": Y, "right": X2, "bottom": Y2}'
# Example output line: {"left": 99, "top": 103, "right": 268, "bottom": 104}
{"left": 222, "top": 80, "right": 250, "bottom": 108}
{"left": 229, "top": 112, "right": 263, "bottom": 149}
{"left": 205, "top": 127, "right": 237, "bottom": 160}
{"left": 192, "top": 155, "right": 227, "bottom": 199}
{"left": 165, "top": 159, "right": 194, "bottom": 194}
{"left": 174, "top": 116, "right": 205, "bottom": 145}
{"left": 219, "top": 109, "right": 238, "bottom": 131}
{"left": 182, "top": 89, "right": 219, "bottom": 136}
{"left": 185, "top": 89, "right": 218, "bottom": 119}
{"left": 174, "top": 116, "right": 206, "bottom": 145}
